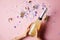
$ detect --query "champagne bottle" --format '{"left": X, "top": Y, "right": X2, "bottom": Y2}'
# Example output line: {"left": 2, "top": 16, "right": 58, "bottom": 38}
{"left": 28, "top": 7, "right": 47, "bottom": 37}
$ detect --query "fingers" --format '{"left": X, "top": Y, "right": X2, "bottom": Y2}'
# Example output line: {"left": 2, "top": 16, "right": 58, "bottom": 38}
{"left": 12, "top": 29, "right": 29, "bottom": 40}
{"left": 37, "top": 16, "right": 50, "bottom": 40}
{"left": 12, "top": 34, "right": 26, "bottom": 40}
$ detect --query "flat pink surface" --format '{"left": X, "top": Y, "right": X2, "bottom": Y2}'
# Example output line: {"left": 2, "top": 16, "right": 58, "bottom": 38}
{"left": 0, "top": 0, "right": 60, "bottom": 40}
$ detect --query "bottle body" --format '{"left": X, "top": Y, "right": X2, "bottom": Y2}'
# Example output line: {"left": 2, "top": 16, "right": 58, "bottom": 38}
{"left": 28, "top": 19, "right": 42, "bottom": 36}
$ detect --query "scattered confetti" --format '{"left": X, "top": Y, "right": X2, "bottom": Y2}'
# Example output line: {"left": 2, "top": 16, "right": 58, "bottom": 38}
{"left": 32, "top": 11, "right": 37, "bottom": 17}
{"left": 19, "top": 21, "right": 21, "bottom": 23}
{"left": 42, "top": 7, "right": 44, "bottom": 10}
{"left": 14, "top": 26, "right": 16, "bottom": 28}
{"left": 8, "top": 18, "right": 13, "bottom": 23}
{"left": 35, "top": 11, "right": 37, "bottom": 16}
{"left": 33, "top": 4, "right": 39, "bottom": 10}
{"left": 42, "top": 3, "right": 46, "bottom": 7}
{"left": 20, "top": 11, "right": 25, "bottom": 18}
{"left": 17, "top": 16, "right": 19, "bottom": 18}
{"left": 25, "top": 7, "right": 30, "bottom": 10}
{"left": 28, "top": 0, "right": 32, "bottom": 3}
{"left": 42, "top": 3, "right": 46, "bottom": 10}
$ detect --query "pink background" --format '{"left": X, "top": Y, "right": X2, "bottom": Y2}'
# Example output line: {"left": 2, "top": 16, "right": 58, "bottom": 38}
{"left": 0, "top": 0, "right": 60, "bottom": 40}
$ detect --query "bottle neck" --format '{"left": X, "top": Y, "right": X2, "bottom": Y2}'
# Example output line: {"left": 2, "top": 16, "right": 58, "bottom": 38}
{"left": 38, "top": 17, "right": 42, "bottom": 20}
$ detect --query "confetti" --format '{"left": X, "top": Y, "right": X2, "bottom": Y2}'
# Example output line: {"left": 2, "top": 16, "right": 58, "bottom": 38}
{"left": 33, "top": 4, "right": 39, "bottom": 10}
{"left": 34, "top": 11, "right": 37, "bottom": 16}
{"left": 17, "top": 16, "right": 19, "bottom": 18}
{"left": 20, "top": 11, "right": 25, "bottom": 18}
{"left": 19, "top": 21, "right": 21, "bottom": 23}
{"left": 8, "top": 18, "right": 13, "bottom": 23}
{"left": 42, "top": 7, "right": 44, "bottom": 10}
{"left": 25, "top": 7, "right": 30, "bottom": 10}
{"left": 42, "top": 3, "right": 46, "bottom": 10}
{"left": 14, "top": 26, "right": 16, "bottom": 28}
{"left": 28, "top": 0, "right": 32, "bottom": 3}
